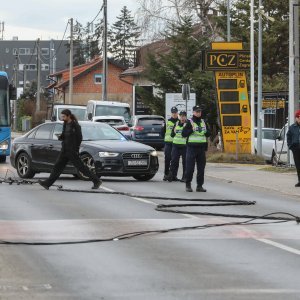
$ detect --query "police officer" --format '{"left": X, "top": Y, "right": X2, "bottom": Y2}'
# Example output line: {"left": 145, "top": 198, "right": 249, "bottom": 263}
{"left": 167, "top": 110, "right": 187, "bottom": 182}
{"left": 162, "top": 106, "right": 179, "bottom": 181}
{"left": 38, "top": 109, "right": 102, "bottom": 190}
{"left": 287, "top": 109, "right": 300, "bottom": 187}
{"left": 182, "top": 105, "right": 211, "bottom": 192}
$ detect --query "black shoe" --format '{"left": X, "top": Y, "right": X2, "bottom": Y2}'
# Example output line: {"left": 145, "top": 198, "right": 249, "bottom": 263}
{"left": 163, "top": 175, "right": 168, "bottom": 181}
{"left": 172, "top": 177, "right": 180, "bottom": 182}
{"left": 38, "top": 180, "right": 49, "bottom": 190}
{"left": 180, "top": 177, "right": 186, "bottom": 183}
{"left": 92, "top": 180, "right": 102, "bottom": 189}
{"left": 295, "top": 182, "right": 300, "bottom": 187}
{"left": 186, "top": 183, "right": 193, "bottom": 192}
{"left": 196, "top": 186, "right": 207, "bottom": 192}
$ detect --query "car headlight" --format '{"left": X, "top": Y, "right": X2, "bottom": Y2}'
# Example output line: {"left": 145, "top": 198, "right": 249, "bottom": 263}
{"left": 0, "top": 141, "right": 9, "bottom": 150}
{"left": 99, "top": 152, "right": 119, "bottom": 158}
{"left": 150, "top": 150, "right": 158, "bottom": 157}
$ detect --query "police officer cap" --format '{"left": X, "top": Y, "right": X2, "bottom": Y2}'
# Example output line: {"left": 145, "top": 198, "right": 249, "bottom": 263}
{"left": 179, "top": 110, "right": 187, "bottom": 116}
{"left": 171, "top": 106, "right": 178, "bottom": 113}
{"left": 193, "top": 105, "right": 202, "bottom": 112}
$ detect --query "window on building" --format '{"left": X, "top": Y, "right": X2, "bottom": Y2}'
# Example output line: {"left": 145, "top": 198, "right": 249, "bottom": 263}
{"left": 5, "top": 48, "right": 9, "bottom": 53}
{"left": 27, "top": 64, "right": 36, "bottom": 71}
{"left": 94, "top": 74, "right": 102, "bottom": 84}
{"left": 42, "top": 64, "right": 49, "bottom": 71}
{"left": 30, "top": 48, "right": 37, "bottom": 55}
{"left": 41, "top": 48, "right": 49, "bottom": 56}
{"left": 13, "top": 48, "right": 17, "bottom": 55}
{"left": 5, "top": 64, "right": 9, "bottom": 69}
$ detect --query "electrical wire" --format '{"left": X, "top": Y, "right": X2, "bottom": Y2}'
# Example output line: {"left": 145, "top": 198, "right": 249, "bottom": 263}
{"left": 0, "top": 174, "right": 299, "bottom": 246}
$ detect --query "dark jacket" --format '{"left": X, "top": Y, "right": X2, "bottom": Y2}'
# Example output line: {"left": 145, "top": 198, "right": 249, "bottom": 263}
{"left": 287, "top": 123, "right": 300, "bottom": 150}
{"left": 59, "top": 120, "right": 83, "bottom": 152}
{"left": 182, "top": 116, "right": 211, "bottom": 149}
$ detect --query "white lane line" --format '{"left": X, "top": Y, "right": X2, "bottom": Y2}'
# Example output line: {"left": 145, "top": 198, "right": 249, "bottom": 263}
{"left": 101, "top": 186, "right": 196, "bottom": 218}
{"left": 101, "top": 186, "right": 115, "bottom": 192}
{"left": 256, "top": 238, "right": 300, "bottom": 256}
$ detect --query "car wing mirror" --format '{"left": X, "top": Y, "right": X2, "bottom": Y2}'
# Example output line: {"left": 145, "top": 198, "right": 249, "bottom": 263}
{"left": 88, "top": 113, "right": 93, "bottom": 121}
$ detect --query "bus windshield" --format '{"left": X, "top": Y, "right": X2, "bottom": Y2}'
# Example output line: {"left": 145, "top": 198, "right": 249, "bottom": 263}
{"left": 95, "top": 105, "right": 130, "bottom": 122}
{"left": 0, "top": 78, "right": 10, "bottom": 127}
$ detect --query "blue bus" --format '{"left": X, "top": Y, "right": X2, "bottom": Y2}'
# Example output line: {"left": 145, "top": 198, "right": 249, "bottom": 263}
{"left": 0, "top": 71, "right": 11, "bottom": 163}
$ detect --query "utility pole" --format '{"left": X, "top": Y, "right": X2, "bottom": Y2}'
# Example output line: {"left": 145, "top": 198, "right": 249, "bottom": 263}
{"left": 227, "top": 0, "right": 231, "bottom": 41}
{"left": 36, "top": 38, "right": 41, "bottom": 112}
{"left": 288, "top": 0, "right": 299, "bottom": 165}
{"left": 69, "top": 18, "right": 74, "bottom": 104}
{"left": 13, "top": 54, "right": 18, "bottom": 131}
{"left": 102, "top": 0, "right": 108, "bottom": 101}
{"left": 250, "top": 0, "right": 255, "bottom": 154}
{"left": 23, "top": 64, "right": 27, "bottom": 93}
{"left": 256, "top": 0, "right": 263, "bottom": 156}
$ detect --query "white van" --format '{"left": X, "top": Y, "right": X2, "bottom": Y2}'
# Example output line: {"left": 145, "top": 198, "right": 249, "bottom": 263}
{"left": 51, "top": 104, "right": 86, "bottom": 121}
{"left": 85, "top": 100, "right": 131, "bottom": 123}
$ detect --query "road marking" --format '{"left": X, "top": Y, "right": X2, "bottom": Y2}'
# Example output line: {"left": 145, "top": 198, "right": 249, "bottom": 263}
{"left": 131, "top": 197, "right": 157, "bottom": 205}
{"left": 256, "top": 238, "right": 300, "bottom": 256}
{"left": 101, "top": 186, "right": 115, "bottom": 192}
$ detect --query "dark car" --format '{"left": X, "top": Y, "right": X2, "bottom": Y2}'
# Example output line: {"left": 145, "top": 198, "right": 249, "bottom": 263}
{"left": 10, "top": 122, "right": 159, "bottom": 181}
{"left": 129, "top": 115, "right": 165, "bottom": 149}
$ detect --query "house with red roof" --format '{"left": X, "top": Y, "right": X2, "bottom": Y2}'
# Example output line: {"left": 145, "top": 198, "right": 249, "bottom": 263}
{"left": 48, "top": 56, "right": 134, "bottom": 106}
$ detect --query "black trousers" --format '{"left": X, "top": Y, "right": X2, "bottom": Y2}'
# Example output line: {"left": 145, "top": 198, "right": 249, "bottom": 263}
{"left": 292, "top": 148, "right": 300, "bottom": 182}
{"left": 185, "top": 146, "right": 206, "bottom": 186}
{"left": 164, "top": 143, "right": 173, "bottom": 175}
{"left": 170, "top": 145, "right": 186, "bottom": 179}
{"left": 44, "top": 150, "right": 99, "bottom": 187}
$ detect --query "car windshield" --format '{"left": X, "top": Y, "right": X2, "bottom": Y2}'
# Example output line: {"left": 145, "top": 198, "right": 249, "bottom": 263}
{"left": 58, "top": 108, "right": 86, "bottom": 121}
{"left": 95, "top": 119, "right": 124, "bottom": 126}
{"left": 95, "top": 105, "right": 130, "bottom": 121}
{"left": 81, "top": 123, "right": 125, "bottom": 141}
{"left": 137, "top": 118, "right": 164, "bottom": 126}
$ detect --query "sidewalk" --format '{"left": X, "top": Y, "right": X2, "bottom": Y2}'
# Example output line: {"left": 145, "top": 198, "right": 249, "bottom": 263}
{"left": 206, "top": 163, "right": 300, "bottom": 197}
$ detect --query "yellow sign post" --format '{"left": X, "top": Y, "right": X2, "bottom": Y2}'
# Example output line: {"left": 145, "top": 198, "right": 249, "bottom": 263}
{"left": 204, "top": 42, "right": 251, "bottom": 154}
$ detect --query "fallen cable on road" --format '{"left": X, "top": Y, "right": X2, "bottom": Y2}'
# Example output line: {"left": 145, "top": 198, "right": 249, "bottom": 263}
{"left": 0, "top": 175, "right": 299, "bottom": 246}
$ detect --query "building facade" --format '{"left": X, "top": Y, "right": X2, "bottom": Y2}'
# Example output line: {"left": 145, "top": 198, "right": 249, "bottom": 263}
{"left": 0, "top": 39, "right": 69, "bottom": 89}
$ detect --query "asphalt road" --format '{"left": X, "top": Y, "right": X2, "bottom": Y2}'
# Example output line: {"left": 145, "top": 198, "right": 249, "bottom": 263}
{"left": 0, "top": 157, "right": 300, "bottom": 300}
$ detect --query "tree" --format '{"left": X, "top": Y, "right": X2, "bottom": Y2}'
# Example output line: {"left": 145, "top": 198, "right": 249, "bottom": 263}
{"left": 143, "top": 17, "right": 216, "bottom": 123}
{"left": 136, "top": 0, "right": 218, "bottom": 42}
{"left": 215, "top": 0, "right": 289, "bottom": 88}
{"left": 109, "top": 6, "right": 140, "bottom": 67}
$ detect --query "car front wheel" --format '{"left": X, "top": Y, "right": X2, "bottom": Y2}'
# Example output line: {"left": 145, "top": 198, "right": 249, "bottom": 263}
{"left": 16, "top": 152, "right": 35, "bottom": 178}
{"left": 78, "top": 153, "right": 97, "bottom": 181}
{"left": 133, "top": 174, "right": 155, "bottom": 181}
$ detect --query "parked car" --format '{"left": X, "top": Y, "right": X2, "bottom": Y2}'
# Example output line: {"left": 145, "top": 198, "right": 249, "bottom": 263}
{"left": 129, "top": 115, "right": 165, "bottom": 149}
{"left": 254, "top": 127, "right": 282, "bottom": 163}
{"left": 92, "top": 115, "right": 131, "bottom": 138}
{"left": 10, "top": 122, "right": 159, "bottom": 181}
{"left": 50, "top": 104, "right": 86, "bottom": 121}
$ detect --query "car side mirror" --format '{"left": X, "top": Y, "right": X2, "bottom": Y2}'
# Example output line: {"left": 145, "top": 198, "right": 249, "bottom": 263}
{"left": 88, "top": 113, "right": 93, "bottom": 121}
{"left": 51, "top": 115, "right": 57, "bottom": 121}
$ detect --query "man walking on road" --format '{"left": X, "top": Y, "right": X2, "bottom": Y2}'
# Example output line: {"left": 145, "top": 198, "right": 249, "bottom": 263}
{"left": 182, "top": 105, "right": 210, "bottom": 192}
{"left": 162, "top": 106, "right": 178, "bottom": 181}
{"left": 38, "top": 109, "right": 102, "bottom": 190}
{"left": 287, "top": 109, "right": 300, "bottom": 187}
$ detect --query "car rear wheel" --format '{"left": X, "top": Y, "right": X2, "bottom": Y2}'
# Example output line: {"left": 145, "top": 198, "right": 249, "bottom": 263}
{"left": 16, "top": 152, "right": 35, "bottom": 178}
{"left": 133, "top": 174, "right": 155, "bottom": 181}
{"left": 271, "top": 151, "right": 278, "bottom": 166}
{"left": 78, "top": 153, "right": 97, "bottom": 181}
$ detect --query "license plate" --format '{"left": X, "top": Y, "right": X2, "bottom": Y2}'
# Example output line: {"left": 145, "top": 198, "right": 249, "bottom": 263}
{"left": 147, "top": 133, "right": 159, "bottom": 136}
{"left": 126, "top": 160, "right": 148, "bottom": 166}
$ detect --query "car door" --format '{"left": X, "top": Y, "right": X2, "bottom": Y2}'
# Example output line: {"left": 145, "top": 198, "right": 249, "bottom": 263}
{"left": 275, "top": 125, "right": 288, "bottom": 163}
{"left": 30, "top": 123, "right": 55, "bottom": 170}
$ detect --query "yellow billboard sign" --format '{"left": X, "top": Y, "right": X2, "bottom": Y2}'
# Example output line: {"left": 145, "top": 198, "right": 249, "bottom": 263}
{"left": 211, "top": 42, "right": 251, "bottom": 154}
{"left": 262, "top": 99, "right": 285, "bottom": 109}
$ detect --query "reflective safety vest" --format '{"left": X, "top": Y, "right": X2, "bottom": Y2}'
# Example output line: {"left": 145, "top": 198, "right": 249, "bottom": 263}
{"left": 173, "top": 122, "right": 187, "bottom": 145}
{"left": 188, "top": 119, "right": 207, "bottom": 144}
{"left": 164, "top": 120, "right": 176, "bottom": 143}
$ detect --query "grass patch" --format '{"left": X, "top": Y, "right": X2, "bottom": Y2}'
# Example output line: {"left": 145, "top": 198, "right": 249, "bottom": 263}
{"left": 259, "top": 166, "right": 296, "bottom": 173}
{"left": 207, "top": 152, "right": 265, "bottom": 164}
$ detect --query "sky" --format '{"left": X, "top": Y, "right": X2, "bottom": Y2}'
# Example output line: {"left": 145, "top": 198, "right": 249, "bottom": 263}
{"left": 0, "top": 0, "right": 138, "bottom": 40}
